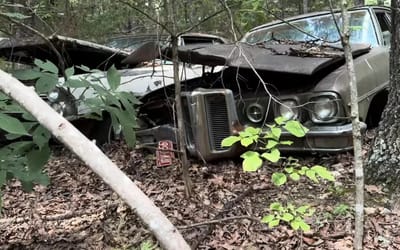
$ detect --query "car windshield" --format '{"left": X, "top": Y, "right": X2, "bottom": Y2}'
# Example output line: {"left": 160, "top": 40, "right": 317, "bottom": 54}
{"left": 242, "top": 10, "right": 377, "bottom": 46}
{"left": 105, "top": 35, "right": 168, "bottom": 51}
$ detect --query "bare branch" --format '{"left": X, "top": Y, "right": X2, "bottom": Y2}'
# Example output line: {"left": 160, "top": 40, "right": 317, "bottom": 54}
{"left": 0, "top": 13, "right": 66, "bottom": 76}
{"left": 177, "top": 8, "right": 226, "bottom": 37}
{"left": 261, "top": 7, "right": 327, "bottom": 42}
{"left": 116, "top": 0, "right": 173, "bottom": 35}
{"left": 218, "top": 0, "right": 238, "bottom": 41}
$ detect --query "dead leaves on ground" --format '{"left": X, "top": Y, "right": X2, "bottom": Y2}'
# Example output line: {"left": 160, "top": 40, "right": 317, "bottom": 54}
{"left": 0, "top": 142, "right": 399, "bottom": 249}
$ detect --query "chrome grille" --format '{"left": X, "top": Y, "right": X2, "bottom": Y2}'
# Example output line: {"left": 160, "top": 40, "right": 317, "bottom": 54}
{"left": 205, "top": 94, "right": 230, "bottom": 151}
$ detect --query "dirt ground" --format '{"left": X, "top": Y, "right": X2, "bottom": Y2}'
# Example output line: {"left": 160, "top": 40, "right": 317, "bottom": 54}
{"left": 1, "top": 138, "right": 400, "bottom": 249}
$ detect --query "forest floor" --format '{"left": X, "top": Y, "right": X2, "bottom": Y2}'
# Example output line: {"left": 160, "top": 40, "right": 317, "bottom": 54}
{"left": 1, "top": 132, "right": 400, "bottom": 250}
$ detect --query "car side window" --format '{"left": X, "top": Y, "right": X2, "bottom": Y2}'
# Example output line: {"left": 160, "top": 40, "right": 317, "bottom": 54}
{"left": 374, "top": 10, "right": 391, "bottom": 46}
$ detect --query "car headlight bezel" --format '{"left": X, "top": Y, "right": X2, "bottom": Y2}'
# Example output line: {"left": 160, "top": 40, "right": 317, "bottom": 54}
{"left": 309, "top": 93, "right": 341, "bottom": 123}
{"left": 246, "top": 103, "right": 265, "bottom": 123}
{"left": 276, "top": 99, "right": 299, "bottom": 121}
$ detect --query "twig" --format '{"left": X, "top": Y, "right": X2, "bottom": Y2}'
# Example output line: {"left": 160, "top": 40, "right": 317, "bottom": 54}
{"left": 0, "top": 13, "right": 66, "bottom": 76}
{"left": 177, "top": 215, "right": 259, "bottom": 230}
{"left": 177, "top": 8, "right": 227, "bottom": 37}
{"left": 116, "top": 0, "right": 173, "bottom": 35}
{"left": 218, "top": 0, "right": 238, "bottom": 41}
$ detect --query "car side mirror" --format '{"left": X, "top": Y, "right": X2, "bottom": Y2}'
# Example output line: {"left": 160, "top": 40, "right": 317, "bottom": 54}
{"left": 382, "top": 31, "right": 391, "bottom": 46}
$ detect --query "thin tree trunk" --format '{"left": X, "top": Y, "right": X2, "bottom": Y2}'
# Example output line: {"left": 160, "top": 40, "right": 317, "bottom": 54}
{"left": 354, "top": 0, "right": 364, "bottom": 6}
{"left": 0, "top": 70, "right": 190, "bottom": 250}
{"left": 303, "top": 0, "right": 308, "bottom": 13}
{"left": 170, "top": 0, "right": 193, "bottom": 197}
{"left": 340, "top": 1, "right": 364, "bottom": 249}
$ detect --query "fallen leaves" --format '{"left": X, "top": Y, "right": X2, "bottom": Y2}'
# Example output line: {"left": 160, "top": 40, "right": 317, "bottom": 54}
{"left": 0, "top": 141, "right": 399, "bottom": 249}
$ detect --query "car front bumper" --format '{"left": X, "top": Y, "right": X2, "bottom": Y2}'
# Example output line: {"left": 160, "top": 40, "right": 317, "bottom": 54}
{"left": 279, "top": 122, "right": 366, "bottom": 152}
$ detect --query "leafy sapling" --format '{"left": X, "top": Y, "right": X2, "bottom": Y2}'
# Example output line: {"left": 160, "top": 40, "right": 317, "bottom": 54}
{"left": 221, "top": 116, "right": 309, "bottom": 171}
{"left": 261, "top": 202, "right": 315, "bottom": 231}
{"left": 221, "top": 117, "right": 336, "bottom": 232}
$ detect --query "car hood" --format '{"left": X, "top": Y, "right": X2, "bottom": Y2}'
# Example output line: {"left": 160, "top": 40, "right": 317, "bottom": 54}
{"left": 0, "top": 35, "right": 130, "bottom": 70}
{"left": 171, "top": 42, "right": 371, "bottom": 75}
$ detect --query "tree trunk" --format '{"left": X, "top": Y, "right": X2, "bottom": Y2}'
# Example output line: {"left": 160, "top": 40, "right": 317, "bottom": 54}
{"left": 367, "top": 0, "right": 400, "bottom": 193}
{"left": 354, "top": 0, "right": 364, "bottom": 6}
{"left": 340, "top": 1, "right": 364, "bottom": 249}
{"left": 303, "top": 0, "right": 308, "bottom": 13}
{"left": 170, "top": 0, "right": 193, "bottom": 197}
{"left": 0, "top": 70, "right": 190, "bottom": 250}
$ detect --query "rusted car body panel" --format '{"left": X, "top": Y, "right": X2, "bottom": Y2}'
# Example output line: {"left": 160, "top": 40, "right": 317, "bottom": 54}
{"left": 136, "top": 6, "right": 391, "bottom": 160}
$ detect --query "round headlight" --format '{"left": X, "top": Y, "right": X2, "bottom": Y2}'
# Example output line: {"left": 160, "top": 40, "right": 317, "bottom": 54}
{"left": 246, "top": 103, "right": 265, "bottom": 123}
{"left": 48, "top": 89, "right": 60, "bottom": 102}
{"left": 279, "top": 100, "right": 298, "bottom": 120}
{"left": 312, "top": 96, "right": 337, "bottom": 121}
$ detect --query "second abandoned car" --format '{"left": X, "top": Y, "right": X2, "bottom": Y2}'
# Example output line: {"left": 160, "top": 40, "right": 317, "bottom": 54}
{"left": 136, "top": 6, "right": 391, "bottom": 160}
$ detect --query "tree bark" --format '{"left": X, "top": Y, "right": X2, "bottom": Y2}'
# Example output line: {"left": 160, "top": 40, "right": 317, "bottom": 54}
{"left": 340, "top": 1, "right": 364, "bottom": 249}
{"left": 0, "top": 70, "right": 190, "bottom": 250}
{"left": 354, "top": 0, "right": 364, "bottom": 6}
{"left": 303, "top": 0, "right": 308, "bottom": 14}
{"left": 367, "top": 0, "right": 400, "bottom": 193}
{"left": 170, "top": 0, "right": 193, "bottom": 197}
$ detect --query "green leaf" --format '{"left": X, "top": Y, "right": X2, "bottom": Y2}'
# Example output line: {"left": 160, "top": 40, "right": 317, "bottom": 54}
{"left": 271, "top": 127, "right": 281, "bottom": 139}
{"left": 269, "top": 219, "right": 280, "bottom": 228}
{"left": 290, "top": 220, "right": 300, "bottom": 230}
{"left": 32, "top": 125, "right": 51, "bottom": 149}
{"left": 270, "top": 202, "right": 283, "bottom": 211}
{"left": 311, "top": 165, "right": 335, "bottom": 182}
{"left": 296, "top": 205, "right": 310, "bottom": 214}
{"left": 34, "top": 59, "right": 59, "bottom": 74}
{"left": 281, "top": 213, "right": 294, "bottom": 222}
{"left": 27, "top": 144, "right": 50, "bottom": 172}
{"left": 241, "top": 151, "right": 262, "bottom": 172}
{"left": 280, "top": 140, "right": 294, "bottom": 145}
{"left": 284, "top": 120, "right": 309, "bottom": 137}
{"left": 65, "top": 67, "right": 75, "bottom": 79}
{"left": 0, "top": 113, "right": 30, "bottom": 135}
{"left": 66, "top": 79, "right": 89, "bottom": 88}
{"left": 12, "top": 69, "right": 42, "bottom": 81}
{"left": 221, "top": 136, "right": 241, "bottom": 147}
{"left": 266, "top": 140, "right": 278, "bottom": 149}
{"left": 298, "top": 220, "right": 311, "bottom": 231}
{"left": 35, "top": 74, "right": 58, "bottom": 93}
{"left": 274, "top": 116, "right": 287, "bottom": 125}
{"left": 245, "top": 127, "right": 260, "bottom": 135}
{"left": 241, "top": 137, "right": 254, "bottom": 147}
{"left": 261, "top": 214, "right": 274, "bottom": 223}
{"left": 107, "top": 65, "right": 121, "bottom": 91}
{"left": 285, "top": 167, "right": 294, "bottom": 174}
{"left": 271, "top": 172, "right": 287, "bottom": 186}
{"left": 2, "top": 12, "right": 30, "bottom": 19}
{"left": 261, "top": 148, "right": 280, "bottom": 163}
{"left": 290, "top": 172, "right": 301, "bottom": 181}
{"left": 306, "top": 169, "right": 319, "bottom": 183}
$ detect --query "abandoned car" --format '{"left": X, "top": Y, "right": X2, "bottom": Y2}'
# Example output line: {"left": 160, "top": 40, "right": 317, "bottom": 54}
{"left": 135, "top": 6, "right": 391, "bottom": 160}
{"left": 0, "top": 34, "right": 224, "bottom": 142}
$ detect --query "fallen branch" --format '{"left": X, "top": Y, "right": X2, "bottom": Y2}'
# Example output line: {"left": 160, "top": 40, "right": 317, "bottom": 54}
{"left": 177, "top": 215, "right": 259, "bottom": 230}
{"left": 0, "top": 71, "right": 190, "bottom": 250}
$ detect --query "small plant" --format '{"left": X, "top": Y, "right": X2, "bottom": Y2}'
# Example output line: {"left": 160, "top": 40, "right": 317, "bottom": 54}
{"left": 261, "top": 202, "right": 315, "bottom": 231}
{"left": 332, "top": 203, "right": 351, "bottom": 217}
{"left": 221, "top": 117, "right": 335, "bottom": 232}
{"left": 222, "top": 117, "right": 308, "bottom": 171}
{"left": 139, "top": 240, "right": 158, "bottom": 250}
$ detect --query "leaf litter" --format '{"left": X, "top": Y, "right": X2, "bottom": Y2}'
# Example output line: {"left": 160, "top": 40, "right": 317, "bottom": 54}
{"left": 1, "top": 134, "right": 399, "bottom": 249}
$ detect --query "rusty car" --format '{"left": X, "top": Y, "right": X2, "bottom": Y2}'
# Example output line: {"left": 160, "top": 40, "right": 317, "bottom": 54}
{"left": 135, "top": 6, "right": 391, "bottom": 160}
